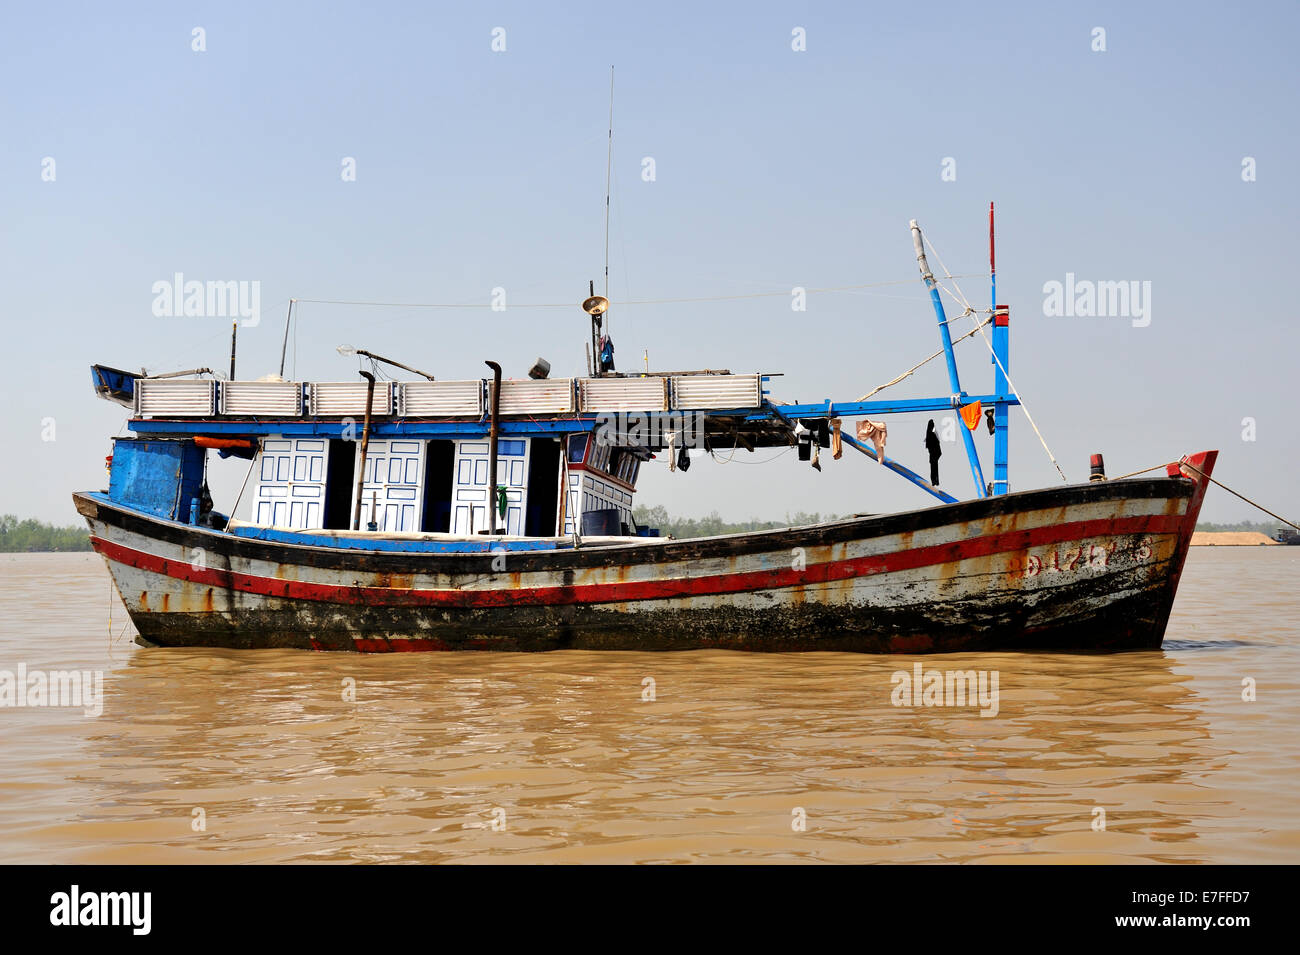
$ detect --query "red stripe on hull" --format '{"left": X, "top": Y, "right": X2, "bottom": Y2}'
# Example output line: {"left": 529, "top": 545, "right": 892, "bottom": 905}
{"left": 90, "top": 512, "right": 1185, "bottom": 609}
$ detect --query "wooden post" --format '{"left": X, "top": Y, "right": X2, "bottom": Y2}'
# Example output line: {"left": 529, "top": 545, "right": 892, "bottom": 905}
{"left": 485, "top": 361, "right": 502, "bottom": 535}
{"left": 351, "top": 371, "right": 376, "bottom": 531}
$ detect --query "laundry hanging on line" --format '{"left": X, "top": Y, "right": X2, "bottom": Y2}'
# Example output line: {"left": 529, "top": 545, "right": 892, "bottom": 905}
{"left": 959, "top": 400, "right": 983, "bottom": 432}
{"left": 856, "top": 419, "right": 888, "bottom": 462}
{"left": 925, "top": 419, "right": 942, "bottom": 487}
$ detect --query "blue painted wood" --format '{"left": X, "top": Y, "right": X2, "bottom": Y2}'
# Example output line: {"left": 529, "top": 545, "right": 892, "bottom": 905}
{"left": 922, "top": 277, "right": 987, "bottom": 498}
{"left": 108, "top": 438, "right": 205, "bottom": 521}
{"left": 992, "top": 315, "right": 1011, "bottom": 496}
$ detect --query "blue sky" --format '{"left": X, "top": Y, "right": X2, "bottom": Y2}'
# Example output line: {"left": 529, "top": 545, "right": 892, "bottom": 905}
{"left": 3, "top": 0, "right": 1297, "bottom": 524}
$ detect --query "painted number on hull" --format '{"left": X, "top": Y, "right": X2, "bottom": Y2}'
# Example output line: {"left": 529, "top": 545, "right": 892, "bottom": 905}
{"left": 1021, "top": 541, "right": 1124, "bottom": 579}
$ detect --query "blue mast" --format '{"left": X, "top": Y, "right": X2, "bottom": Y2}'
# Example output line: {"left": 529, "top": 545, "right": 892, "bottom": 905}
{"left": 910, "top": 219, "right": 987, "bottom": 498}
{"left": 990, "top": 202, "right": 1010, "bottom": 496}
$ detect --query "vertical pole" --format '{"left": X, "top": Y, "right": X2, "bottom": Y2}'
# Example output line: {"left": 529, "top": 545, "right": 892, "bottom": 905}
{"left": 278, "top": 299, "right": 295, "bottom": 379}
{"left": 229, "top": 319, "right": 237, "bottom": 381}
{"left": 604, "top": 66, "right": 614, "bottom": 301}
{"left": 990, "top": 203, "right": 1010, "bottom": 495}
{"left": 556, "top": 438, "right": 569, "bottom": 537}
{"left": 910, "top": 219, "right": 986, "bottom": 497}
{"left": 485, "top": 361, "right": 502, "bottom": 535}
{"left": 351, "top": 372, "right": 376, "bottom": 531}
{"left": 588, "top": 279, "right": 601, "bottom": 377}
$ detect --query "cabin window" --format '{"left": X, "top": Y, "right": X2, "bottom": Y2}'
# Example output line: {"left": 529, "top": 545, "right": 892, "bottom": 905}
{"left": 615, "top": 450, "right": 636, "bottom": 483}
{"left": 567, "top": 434, "right": 588, "bottom": 463}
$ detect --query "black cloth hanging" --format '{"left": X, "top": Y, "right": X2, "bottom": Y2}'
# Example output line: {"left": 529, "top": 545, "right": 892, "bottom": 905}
{"left": 925, "top": 419, "right": 942, "bottom": 487}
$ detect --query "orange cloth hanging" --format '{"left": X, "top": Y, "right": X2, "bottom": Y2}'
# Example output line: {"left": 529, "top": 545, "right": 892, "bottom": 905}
{"left": 959, "top": 401, "right": 983, "bottom": 432}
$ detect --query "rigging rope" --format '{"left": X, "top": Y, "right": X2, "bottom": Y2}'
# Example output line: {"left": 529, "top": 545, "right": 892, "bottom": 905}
{"left": 856, "top": 317, "right": 992, "bottom": 401}
{"left": 922, "top": 233, "right": 1069, "bottom": 484}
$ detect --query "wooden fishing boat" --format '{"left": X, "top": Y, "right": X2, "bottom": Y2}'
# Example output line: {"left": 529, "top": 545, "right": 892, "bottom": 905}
{"left": 75, "top": 212, "right": 1216, "bottom": 652}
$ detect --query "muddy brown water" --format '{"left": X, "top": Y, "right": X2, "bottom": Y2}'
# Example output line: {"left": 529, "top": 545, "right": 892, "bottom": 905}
{"left": 0, "top": 548, "right": 1295, "bottom": 863}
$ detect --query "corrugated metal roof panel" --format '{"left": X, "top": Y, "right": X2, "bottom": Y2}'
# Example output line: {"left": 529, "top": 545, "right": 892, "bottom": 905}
{"left": 497, "top": 378, "right": 574, "bottom": 415}
{"left": 671, "top": 374, "right": 761, "bottom": 410}
{"left": 221, "top": 381, "right": 302, "bottom": 416}
{"left": 578, "top": 376, "right": 669, "bottom": 413}
{"left": 135, "top": 379, "right": 216, "bottom": 417}
{"left": 401, "top": 380, "right": 484, "bottom": 417}
{"left": 310, "top": 382, "right": 392, "bottom": 416}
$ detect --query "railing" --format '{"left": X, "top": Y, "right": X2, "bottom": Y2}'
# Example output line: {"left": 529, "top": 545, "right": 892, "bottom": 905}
{"left": 131, "top": 373, "right": 765, "bottom": 418}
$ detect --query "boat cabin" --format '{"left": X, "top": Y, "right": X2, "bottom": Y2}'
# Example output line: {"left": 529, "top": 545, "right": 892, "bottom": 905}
{"left": 102, "top": 370, "right": 772, "bottom": 541}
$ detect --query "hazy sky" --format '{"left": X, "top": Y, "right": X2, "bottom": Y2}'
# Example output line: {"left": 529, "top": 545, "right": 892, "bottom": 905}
{"left": 3, "top": 1, "right": 1296, "bottom": 525}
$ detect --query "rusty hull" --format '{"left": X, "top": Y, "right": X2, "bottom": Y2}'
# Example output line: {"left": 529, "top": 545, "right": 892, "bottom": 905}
{"left": 73, "top": 452, "right": 1217, "bottom": 653}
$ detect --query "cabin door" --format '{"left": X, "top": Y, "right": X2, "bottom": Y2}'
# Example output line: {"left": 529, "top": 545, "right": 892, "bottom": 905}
{"left": 352, "top": 439, "right": 425, "bottom": 532}
{"left": 253, "top": 438, "right": 328, "bottom": 529}
{"left": 451, "top": 438, "right": 530, "bottom": 535}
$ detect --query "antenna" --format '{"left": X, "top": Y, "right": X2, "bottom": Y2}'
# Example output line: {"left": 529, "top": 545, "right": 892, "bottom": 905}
{"left": 603, "top": 66, "right": 613, "bottom": 326}
{"left": 278, "top": 298, "right": 295, "bottom": 378}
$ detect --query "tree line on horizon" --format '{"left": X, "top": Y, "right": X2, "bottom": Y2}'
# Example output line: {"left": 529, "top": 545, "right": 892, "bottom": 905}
{"left": 0, "top": 515, "right": 93, "bottom": 552}
{"left": 1194, "top": 520, "right": 1287, "bottom": 535}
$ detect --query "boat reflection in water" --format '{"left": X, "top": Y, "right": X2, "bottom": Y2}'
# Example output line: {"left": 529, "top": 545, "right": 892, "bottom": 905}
{"left": 63, "top": 644, "right": 1232, "bottom": 864}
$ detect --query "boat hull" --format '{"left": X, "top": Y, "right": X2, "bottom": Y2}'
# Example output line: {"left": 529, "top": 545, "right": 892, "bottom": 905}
{"left": 74, "top": 452, "right": 1215, "bottom": 653}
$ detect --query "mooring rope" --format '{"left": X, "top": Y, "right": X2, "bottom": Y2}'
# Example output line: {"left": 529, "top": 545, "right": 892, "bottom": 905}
{"left": 1180, "top": 462, "right": 1300, "bottom": 532}
{"left": 1108, "top": 461, "right": 1298, "bottom": 531}
{"left": 1107, "top": 463, "right": 1168, "bottom": 481}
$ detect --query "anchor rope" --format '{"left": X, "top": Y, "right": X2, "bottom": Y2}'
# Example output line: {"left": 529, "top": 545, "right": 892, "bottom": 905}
{"left": 1100, "top": 461, "right": 1298, "bottom": 532}
{"left": 1106, "top": 463, "right": 1168, "bottom": 481}
{"left": 1179, "top": 462, "right": 1300, "bottom": 532}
